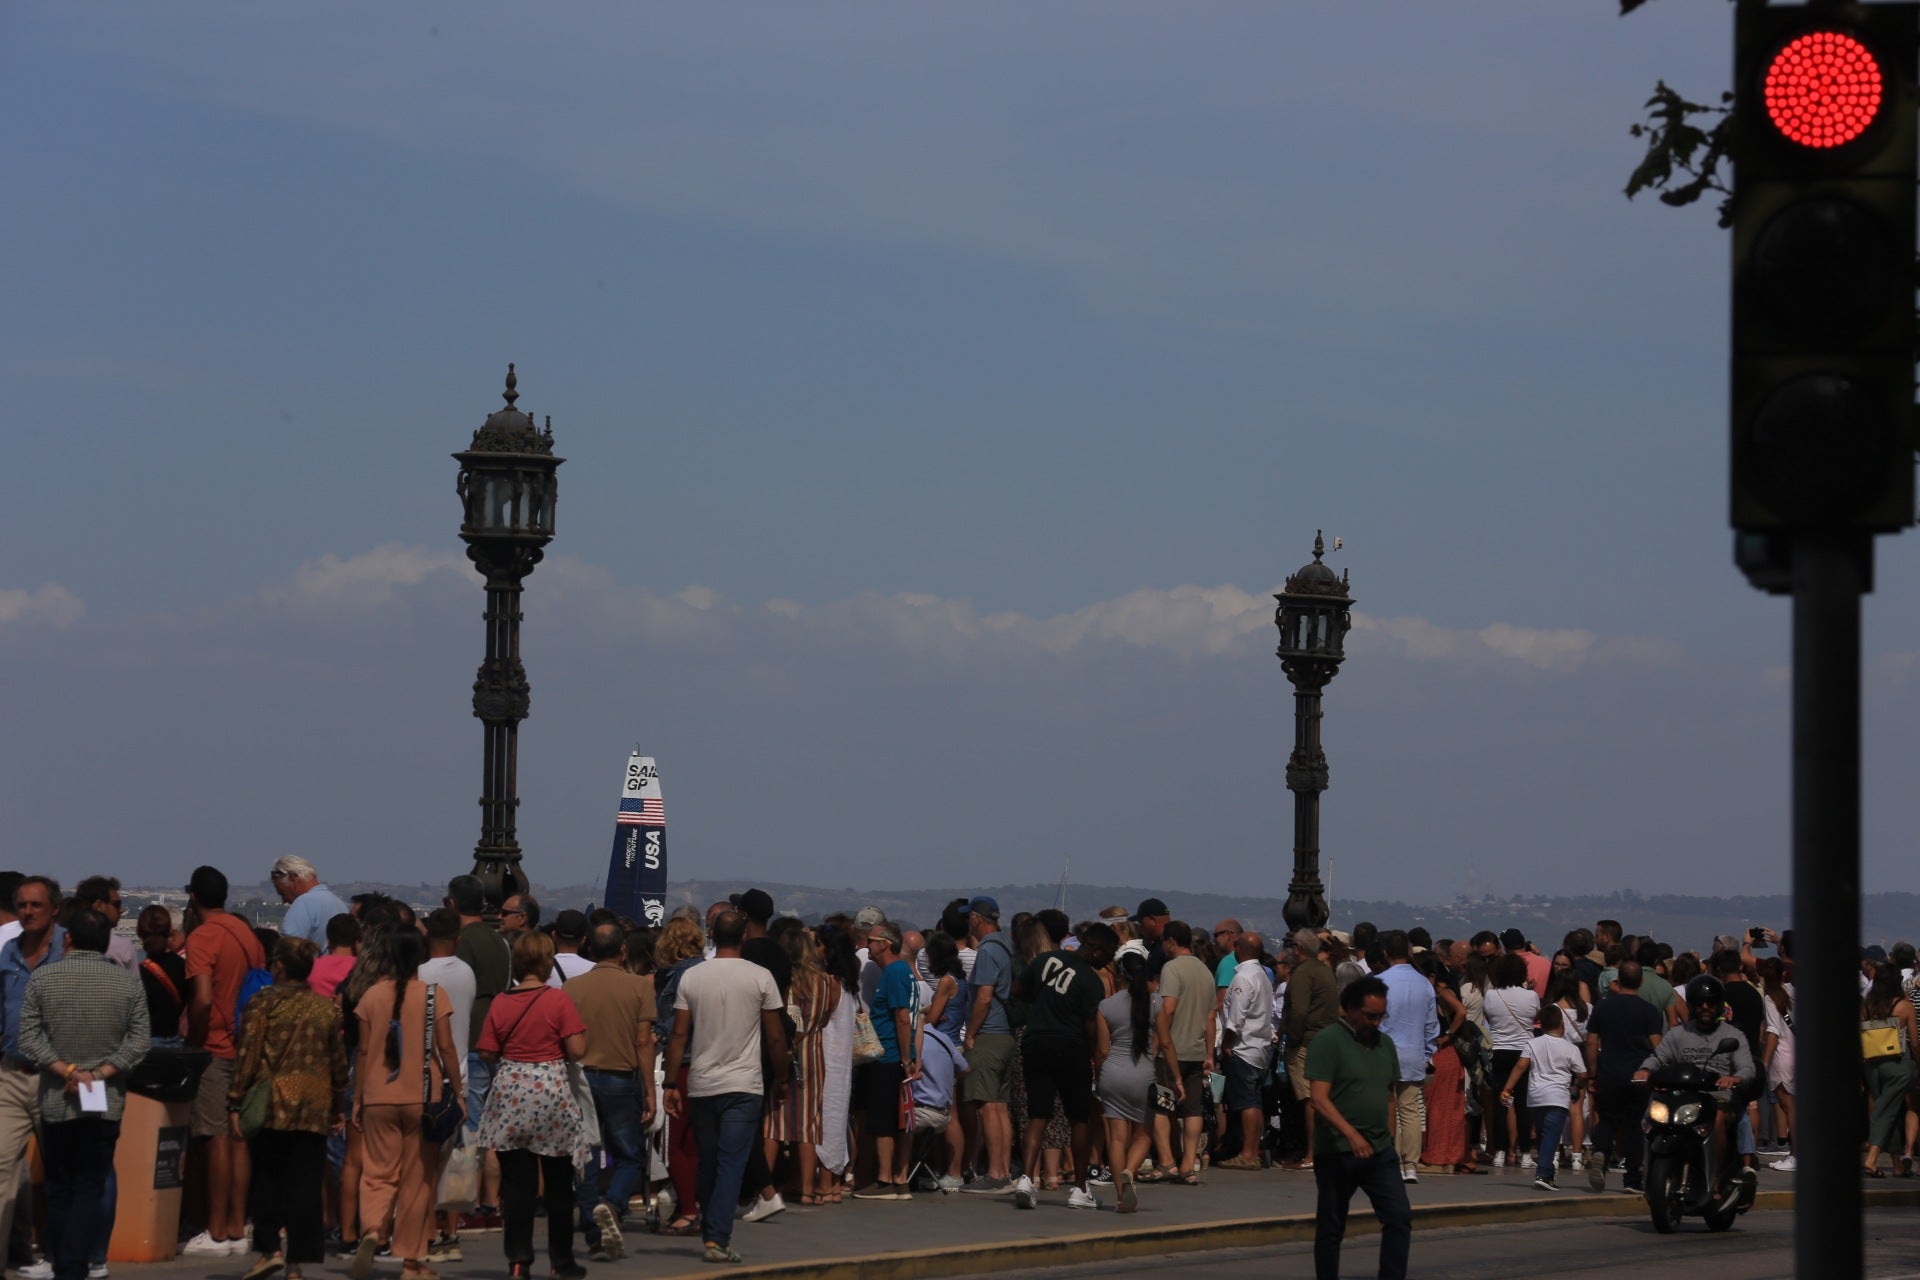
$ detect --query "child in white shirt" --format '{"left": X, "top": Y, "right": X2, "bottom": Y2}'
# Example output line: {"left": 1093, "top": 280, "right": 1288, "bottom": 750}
{"left": 1499, "top": 1004, "right": 1588, "bottom": 1189}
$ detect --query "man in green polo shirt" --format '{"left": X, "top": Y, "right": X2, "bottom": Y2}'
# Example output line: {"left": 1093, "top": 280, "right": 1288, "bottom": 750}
{"left": 1304, "top": 975, "right": 1411, "bottom": 1280}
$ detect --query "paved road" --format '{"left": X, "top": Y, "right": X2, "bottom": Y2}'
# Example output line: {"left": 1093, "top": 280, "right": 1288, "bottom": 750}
{"left": 1023, "top": 1208, "right": 1920, "bottom": 1280}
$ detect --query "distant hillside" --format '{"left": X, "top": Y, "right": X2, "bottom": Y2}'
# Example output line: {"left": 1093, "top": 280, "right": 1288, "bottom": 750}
{"left": 134, "top": 879, "right": 1920, "bottom": 952}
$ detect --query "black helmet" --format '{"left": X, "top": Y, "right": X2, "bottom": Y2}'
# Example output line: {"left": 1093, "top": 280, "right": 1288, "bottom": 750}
{"left": 1685, "top": 975, "right": 1727, "bottom": 1023}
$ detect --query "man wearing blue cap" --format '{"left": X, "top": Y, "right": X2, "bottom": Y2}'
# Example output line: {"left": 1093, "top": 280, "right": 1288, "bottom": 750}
{"left": 959, "top": 897, "right": 1017, "bottom": 1194}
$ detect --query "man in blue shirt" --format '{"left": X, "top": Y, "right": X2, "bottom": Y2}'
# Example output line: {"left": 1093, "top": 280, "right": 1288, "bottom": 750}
{"left": 271, "top": 857, "right": 351, "bottom": 947}
{"left": 854, "top": 924, "right": 919, "bottom": 1199}
{"left": 1376, "top": 930, "right": 1440, "bottom": 1183}
{"left": 959, "top": 898, "right": 1018, "bottom": 1194}
{"left": 0, "top": 876, "right": 67, "bottom": 1263}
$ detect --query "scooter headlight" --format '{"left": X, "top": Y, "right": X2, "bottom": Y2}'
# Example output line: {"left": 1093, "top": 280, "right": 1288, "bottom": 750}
{"left": 1674, "top": 1102, "right": 1702, "bottom": 1126}
{"left": 1647, "top": 1099, "right": 1671, "bottom": 1124}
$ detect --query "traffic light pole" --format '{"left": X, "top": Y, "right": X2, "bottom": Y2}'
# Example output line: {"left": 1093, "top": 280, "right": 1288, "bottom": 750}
{"left": 1790, "top": 532, "right": 1865, "bottom": 1280}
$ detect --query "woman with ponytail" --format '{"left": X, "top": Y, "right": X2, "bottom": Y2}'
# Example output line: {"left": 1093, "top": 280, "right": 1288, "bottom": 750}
{"left": 1093, "top": 940, "right": 1162, "bottom": 1213}
{"left": 349, "top": 929, "right": 462, "bottom": 1280}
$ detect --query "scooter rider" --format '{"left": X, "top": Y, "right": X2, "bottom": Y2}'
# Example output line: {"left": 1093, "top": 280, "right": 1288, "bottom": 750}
{"left": 1632, "top": 975, "right": 1755, "bottom": 1185}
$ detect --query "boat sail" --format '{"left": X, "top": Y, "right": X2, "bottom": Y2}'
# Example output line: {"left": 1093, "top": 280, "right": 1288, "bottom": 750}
{"left": 603, "top": 750, "right": 667, "bottom": 925}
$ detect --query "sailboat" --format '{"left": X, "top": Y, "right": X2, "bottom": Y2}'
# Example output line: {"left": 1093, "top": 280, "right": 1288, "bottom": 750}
{"left": 603, "top": 749, "right": 668, "bottom": 925}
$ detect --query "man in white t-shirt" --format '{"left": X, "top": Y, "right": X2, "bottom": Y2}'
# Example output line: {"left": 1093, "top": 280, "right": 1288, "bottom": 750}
{"left": 547, "top": 910, "right": 596, "bottom": 987}
{"left": 1499, "top": 1005, "right": 1587, "bottom": 1191}
{"left": 421, "top": 909, "right": 478, "bottom": 1085}
{"left": 662, "top": 910, "right": 790, "bottom": 1265}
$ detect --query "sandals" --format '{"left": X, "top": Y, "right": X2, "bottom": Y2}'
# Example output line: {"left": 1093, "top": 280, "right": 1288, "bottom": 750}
{"left": 1864, "top": 1165, "right": 1887, "bottom": 1178}
{"left": 1134, "top": 1169, "right": 1167, "bottom": 1184}
{"left": 1177, "top": 1169, "right": 1202, "bottom": 1186}
{"left": 660, "top": 1216, "right": 702, "bottom": 1235}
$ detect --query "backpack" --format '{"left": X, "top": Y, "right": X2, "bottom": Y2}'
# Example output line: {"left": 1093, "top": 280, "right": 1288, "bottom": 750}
{"left": 209, "top": 913, "right": 271, "bottom": 1039}
{"left": 235, "top": 966, "right": 274, "bottom": 1036}
{"left": 978, "top": 934, "right": 1029, "bottom": 1032}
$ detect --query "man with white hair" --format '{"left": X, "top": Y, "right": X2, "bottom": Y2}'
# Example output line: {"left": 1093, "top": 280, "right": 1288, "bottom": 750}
{"left": 271, "top": 856, "right": 351, "bottom": 947}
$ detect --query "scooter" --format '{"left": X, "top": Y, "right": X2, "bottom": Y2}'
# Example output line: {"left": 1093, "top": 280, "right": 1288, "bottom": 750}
{"left": 1641, "top": 1055, "right": 1756, "bottom": 1233}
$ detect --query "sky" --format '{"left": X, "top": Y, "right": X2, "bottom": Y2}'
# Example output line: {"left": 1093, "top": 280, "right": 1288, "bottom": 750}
{"left": 5, "top": 2, "right": 1919, "bottom": 906}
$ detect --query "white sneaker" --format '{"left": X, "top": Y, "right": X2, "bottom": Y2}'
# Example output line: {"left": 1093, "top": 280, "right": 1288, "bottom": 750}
{"left": 1012, "top": 1174, "right": 1037, "bottom": 1209}
{"left": 591, "top": 1200, "right": 624, "bottom": 1257}
{"left": 1401, "top": 1162, "right": 1418, "bottom": 1183}
{"left": 1570, "top": 1154, "right": 1584, "bottom": 1171}
{"left": 89, "top": 1266, "right": 111, "bottom": 1280}
{"left": 181, "top": 1232, "right": 237, "bottom": 1258}
{"left": 17, "top": 1262, "right": 53, "bottom": 1280}
{"left": 935, "top": 1173, "right": 964, "bottom": 1192}
{"left": 1769, "top": 1156, "right": 1797, "bottom": 1172}
{"left": 1066, "top": 1185, "right": 1098, "bottom": 1209}
{"left": 1521, "top": 1153, "right": 1537, "bottom": 1169}
{"left": 742, "top": 1191, "right": 786, "bottom": 1223}
{"left": 1491, "top": 1151, "right": 1506, "bottom": 1169}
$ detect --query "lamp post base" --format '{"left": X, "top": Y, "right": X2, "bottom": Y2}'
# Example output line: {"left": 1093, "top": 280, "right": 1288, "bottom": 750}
{"left": 471, "top": 847, "right": 530, "bottom": 921}
{"left": 1281, "top": 879, "right": 1328, "bottom": 934}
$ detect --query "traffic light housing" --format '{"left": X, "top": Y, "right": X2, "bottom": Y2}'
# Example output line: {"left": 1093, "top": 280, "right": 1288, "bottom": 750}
{"left": 1731, "top": 2, "right": 1918, "bottom": 535}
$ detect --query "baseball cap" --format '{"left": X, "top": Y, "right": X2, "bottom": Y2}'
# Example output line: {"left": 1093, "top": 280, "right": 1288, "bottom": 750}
{"left": 552, "top": 909, "right": 589, "bottom": 940}
{"left": 1500, "top": 928, "right": 1528, "bottom": 952}
{"left": 729, "top": 888, "right": 775, "bottom": 924}
{"left": 1116, "top": 939, "right": 1149, "bottom": 963}
{"left": 1131, "top": 897, "right": 1170, "bottom": 922}
{"left": 966, "top": 895, "right": 1000, "bottom": 921}
{"left": 855, "top": 905, "right": 888, "bottom": 929}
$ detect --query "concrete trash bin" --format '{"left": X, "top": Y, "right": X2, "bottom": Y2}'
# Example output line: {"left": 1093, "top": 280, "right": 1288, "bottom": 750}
{"left": 109, "top": 1047, "right": 208, "bottom": 1263}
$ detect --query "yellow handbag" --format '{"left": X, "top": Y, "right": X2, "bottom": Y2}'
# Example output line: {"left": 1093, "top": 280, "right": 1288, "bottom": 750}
{"left": 1860, "top": 1019, "right": 1902, "bottom": 1062}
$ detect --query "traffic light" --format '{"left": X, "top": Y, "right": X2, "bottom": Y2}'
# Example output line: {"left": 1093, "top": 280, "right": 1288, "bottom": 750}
{"left": 1731, "top": 2, "right": 1918, "bottom": 535}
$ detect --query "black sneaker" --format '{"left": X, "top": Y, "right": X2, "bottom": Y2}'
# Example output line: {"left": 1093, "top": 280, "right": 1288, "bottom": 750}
{"left": 551, "top": 1263, "right": 589, "bottom": 1279}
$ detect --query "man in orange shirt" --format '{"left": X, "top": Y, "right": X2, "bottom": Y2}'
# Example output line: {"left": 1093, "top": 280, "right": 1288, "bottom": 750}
{"left": 181, "top": 866, "right": 266, "bottom": 1258}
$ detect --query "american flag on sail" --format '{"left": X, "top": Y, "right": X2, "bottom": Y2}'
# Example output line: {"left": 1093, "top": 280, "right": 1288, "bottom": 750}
{"left": 617, "top": 797, "right": 665, "bottom": 826}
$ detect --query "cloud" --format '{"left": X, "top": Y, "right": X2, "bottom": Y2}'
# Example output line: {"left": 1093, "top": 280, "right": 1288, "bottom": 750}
{"left": 238, "top": 546, "right": 1678, "bottom": 675}
{"left": 0, "top": 584, "right": 85, "bottom": 632}
{"left": 252, "top": 544, "right": 473, "bottom": 617}
{"left": 1351, "top": 613, "right": 1680, "bottom": 674}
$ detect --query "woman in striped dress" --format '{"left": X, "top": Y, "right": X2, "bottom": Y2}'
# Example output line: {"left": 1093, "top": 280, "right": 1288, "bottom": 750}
{"left": 767, "top": 924, "right": 840, "bottom": 1202}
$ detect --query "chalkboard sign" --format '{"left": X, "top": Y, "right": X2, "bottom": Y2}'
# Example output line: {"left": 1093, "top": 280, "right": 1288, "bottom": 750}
{"left": 153, "top": 1125, "right": 187, "bottom": 1191}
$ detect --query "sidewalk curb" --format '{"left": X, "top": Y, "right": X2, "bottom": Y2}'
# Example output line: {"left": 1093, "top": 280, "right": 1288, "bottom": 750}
{"left": 656, "top": 1186, "right": 1920, "bottom": 1280}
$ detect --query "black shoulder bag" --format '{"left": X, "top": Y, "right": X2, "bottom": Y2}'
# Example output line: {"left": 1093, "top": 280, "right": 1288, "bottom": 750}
{"left": 420, "top": 984, "right": 463, "bottom": 1144}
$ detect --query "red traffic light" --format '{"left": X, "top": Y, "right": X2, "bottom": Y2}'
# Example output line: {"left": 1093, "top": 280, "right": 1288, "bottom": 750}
{"left": 1764, "top": 31, "right": 1885, "bottom": 148}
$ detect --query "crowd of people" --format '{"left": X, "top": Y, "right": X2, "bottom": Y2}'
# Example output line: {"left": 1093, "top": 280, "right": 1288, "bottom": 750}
{"left": 0, "top": 863, "right": 1915, "bottom": 1280}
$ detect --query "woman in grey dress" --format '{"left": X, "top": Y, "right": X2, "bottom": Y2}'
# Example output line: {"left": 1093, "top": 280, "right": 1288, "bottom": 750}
{"left": 1095, "top": 942, "right": 1160, "bottom": 1213}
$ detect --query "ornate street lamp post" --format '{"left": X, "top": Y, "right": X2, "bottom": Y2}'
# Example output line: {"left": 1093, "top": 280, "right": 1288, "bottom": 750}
{"left": 454, "top": 364, "right": 563, "bottom": 914}
{"left": 1274, "top": 531, "right": 1353, "bottom": 933}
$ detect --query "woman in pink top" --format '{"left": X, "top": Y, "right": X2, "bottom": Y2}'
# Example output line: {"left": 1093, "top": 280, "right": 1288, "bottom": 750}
{"left": 474, "top": 932, "right": 589, "bottom": 1280}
